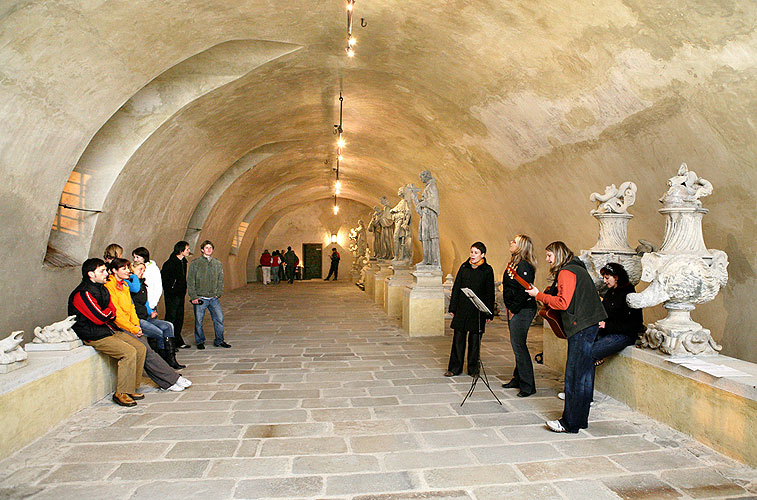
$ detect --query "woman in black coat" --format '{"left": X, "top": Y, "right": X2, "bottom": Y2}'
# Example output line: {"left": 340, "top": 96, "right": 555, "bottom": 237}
{"left": 444, "top": 241, "right": 495, "bottom": 378}
{"left": 161, "top": 241, "right": 191, "bottom": 349}
{"left": 501, "top": 234, "right": 538, "bottom": 397}
{"left": 592, "top": 262, "right": 643, "bottom": 364}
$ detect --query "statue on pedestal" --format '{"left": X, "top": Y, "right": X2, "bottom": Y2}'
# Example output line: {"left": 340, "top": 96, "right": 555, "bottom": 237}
{"left": 33, "top": 316, "right": 78, "bottom": 343}
{"left": 0, "top": 331, "right": 27, "bottom": 366}
{"left": 580, "top": 180, "right": 642, "bottom": 289}
{"left": 378, "top": 196, "right": 395, "bottom": 260}
{"left": 407, "top": 170, "right": 440, "bottom": 269}
{"left": 367, "top": 206, "right": 383, "bottom": 259}
{"left": 627, "top": 163, "right": 728, "bottom": 356}
{"left": 391, "top": 186, "right": 412, "bottom": 263}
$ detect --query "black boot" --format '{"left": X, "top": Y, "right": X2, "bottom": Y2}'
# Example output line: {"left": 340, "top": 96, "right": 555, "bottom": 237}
{"left": 165, "top": 338, "right": 186, "bottom": 369}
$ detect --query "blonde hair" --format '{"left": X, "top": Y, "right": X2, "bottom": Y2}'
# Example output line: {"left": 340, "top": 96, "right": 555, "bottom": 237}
{"left": 131, "top": 261, "right": 145, "bottom": 273}
{"left": 103, "top": 243, "right": 123, "bottom": 261}
{"left": 545, "top": 241, "right": 574, "bottom": 278}
{"left": 509, "top": 234, "right": 537, "bottom": 269}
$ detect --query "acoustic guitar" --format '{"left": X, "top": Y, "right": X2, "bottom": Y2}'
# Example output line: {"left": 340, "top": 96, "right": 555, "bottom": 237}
{"left": 505, "top": 263, "right": 566, "bottom": 339}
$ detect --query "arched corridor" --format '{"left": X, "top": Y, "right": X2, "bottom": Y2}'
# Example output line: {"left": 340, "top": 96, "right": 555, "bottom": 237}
{"left": 1, "top": 282, "right": 752, "bottom": 500}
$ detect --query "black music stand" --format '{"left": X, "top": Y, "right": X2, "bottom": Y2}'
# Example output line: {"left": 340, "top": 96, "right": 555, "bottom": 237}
{"left": 460, "top": 288, "right": 503, "bottom": 407}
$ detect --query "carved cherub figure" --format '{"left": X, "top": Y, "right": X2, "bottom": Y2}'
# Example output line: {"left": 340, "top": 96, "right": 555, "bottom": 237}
{"left": 590, "top": 181, "right": 637, "bottom": 215}
{"left": 660, "top": 163, "right": 713, "bottom": 208}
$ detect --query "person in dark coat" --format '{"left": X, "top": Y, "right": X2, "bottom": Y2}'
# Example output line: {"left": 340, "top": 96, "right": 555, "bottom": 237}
{"left": 592, "top": 262, "right": 644, "bottom": 365}
{"left": 444, "top": 241, "right": 495, "bottom": 378}
{"left": 324, "top": 248, "right": 340, "bottom": 280}
{"left": 501, "top": 234, "right": 539, "bottom": 397}
{"left": 161, "top": 241, "right": 191, "bottom": 349}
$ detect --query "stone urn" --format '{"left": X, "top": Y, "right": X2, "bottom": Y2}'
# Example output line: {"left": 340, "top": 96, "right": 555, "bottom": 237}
{"left": 627, "top": 163, "right": 728, "bottom": 356}
{"left": 580, "top": 181, "right": 642, "bottom": 290}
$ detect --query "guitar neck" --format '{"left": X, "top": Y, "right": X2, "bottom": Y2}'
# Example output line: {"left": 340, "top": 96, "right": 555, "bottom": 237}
{"left": 507, "top": 264, "right": 533, "bottom": 290}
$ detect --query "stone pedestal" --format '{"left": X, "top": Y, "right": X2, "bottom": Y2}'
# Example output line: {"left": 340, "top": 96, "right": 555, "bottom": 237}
{"left": 373, "top": 260, "right": 394, "bottom": 306}
{"left": 25, "top": 340, "right": 83, "bottom": 352}
{"left": 402, "top": 268, "right": 444, "bottom": 337}
{"left": 364, "top": 259, "right": 379, "bottom": 298}
{"left": 384, "top": 263, "right": 413, "bottom": 317}
{"left": 0, "top": 360, "right": 28, "bottom": 374}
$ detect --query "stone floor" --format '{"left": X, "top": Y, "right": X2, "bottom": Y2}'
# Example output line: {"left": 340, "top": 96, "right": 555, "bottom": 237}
{"left": 1, "top": 281, "right": 755, "bottom": 500}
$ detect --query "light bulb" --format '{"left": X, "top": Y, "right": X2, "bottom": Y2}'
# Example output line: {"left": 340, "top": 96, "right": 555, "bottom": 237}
{"left": 338, "top": 154, "right": 343, "bottom": 161}
{"left": 337, "top": 137, "right": 346, "bottom": 148}
{"left": 333, "top": 205, "right": 340, "bottom": 215}
{"left": 348, "top": 36, "right": 356, "bottom": 47}
{"left": 346, "top": 47, "right": 355, "bottom": 57}
{"left": 335, "top": 180, "right": 342, "bottom": 194}
{"left": 346, "top": 1, "right": 353, "bottom": 11}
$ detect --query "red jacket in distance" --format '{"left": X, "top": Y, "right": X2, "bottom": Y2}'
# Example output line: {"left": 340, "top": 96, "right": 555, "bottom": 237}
{"left": 260, "top": 252, "right": 272, "bottom": 266}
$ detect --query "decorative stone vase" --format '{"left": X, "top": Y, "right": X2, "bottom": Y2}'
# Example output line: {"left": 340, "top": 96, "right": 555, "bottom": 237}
{"left": 627, "top": 164, "right": 728, "bottom": 357}
{"left": 580, "top": 181, "right": 642, "bottom": 289}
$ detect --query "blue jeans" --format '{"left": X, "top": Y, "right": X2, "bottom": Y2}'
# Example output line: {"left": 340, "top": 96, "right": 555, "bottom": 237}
{"left": 507, "top": 308, "right": 537, "bottom": 393}
{"left": 139, "top": 318, "right": 174, "bottom": 350}
{"left": 272, "top": 266, "right": 280, "bottom": 284}
{"left": 589, "top": 332, "right": 635, "bottom": 394}
{"left": 193, "top": 297, "right": 225, "bottom": 346}
{"left": 560, "top": 325, "right": 598, "bottom": 433}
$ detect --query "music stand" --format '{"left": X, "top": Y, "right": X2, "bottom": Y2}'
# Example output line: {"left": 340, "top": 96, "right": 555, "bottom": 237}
{"left": 459, "top": 288, "right": 503, "bottom": 407}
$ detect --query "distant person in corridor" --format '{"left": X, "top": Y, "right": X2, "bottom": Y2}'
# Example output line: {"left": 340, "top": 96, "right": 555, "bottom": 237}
{"left": 324, "top": 248, "right": 340, "bottom": 281}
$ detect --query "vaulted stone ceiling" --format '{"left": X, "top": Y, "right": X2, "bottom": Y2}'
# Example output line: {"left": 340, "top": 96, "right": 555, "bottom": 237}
{"left": 1, "top": 1, "right": 755, "bottom": 360}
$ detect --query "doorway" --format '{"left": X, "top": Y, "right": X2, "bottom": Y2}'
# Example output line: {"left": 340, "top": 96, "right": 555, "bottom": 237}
{"left": 302, "top": 243, "right": 322, "bottom": 280}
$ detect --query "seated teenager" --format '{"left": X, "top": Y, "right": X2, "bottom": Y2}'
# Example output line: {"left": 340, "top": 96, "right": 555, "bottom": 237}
{"left": 130, "top": 262, "right": 185, "bottom": 369}
{"left": 593, "top": 262, "right": 644, "bottom": 365}
{"left": 105, "top": 258, "right": 191, "bottom": 392}
{"left": 68, "top": 258, "right": 146, "bottom": 407}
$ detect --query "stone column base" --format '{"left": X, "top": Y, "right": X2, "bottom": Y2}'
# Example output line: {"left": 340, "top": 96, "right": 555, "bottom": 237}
{"left": 25, "top": 340, "right": 83, "bottom": 352}
{"left": 364, "top": 260, "right": 379, "bottom": 298}
{"left": 373, "top": 260, "right": 394, "bottom": 306}
{"left": 384, "top": 266, "right": 413, "bottom": 317}
{"left": 402, "top": 269, "right": 444, "bottom": 336}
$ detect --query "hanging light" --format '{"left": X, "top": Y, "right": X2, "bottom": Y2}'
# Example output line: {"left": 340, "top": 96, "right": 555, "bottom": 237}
{"left": 331, "top": 233, "right": 338, "bottom": 244}
{"left": 335, "top": 180, "right": 342, "bottom": 195}
{"left": 337, "top": 136, "right": 346, "bottom": 148}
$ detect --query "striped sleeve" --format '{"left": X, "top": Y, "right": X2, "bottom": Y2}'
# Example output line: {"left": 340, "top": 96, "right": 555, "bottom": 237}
{"left": 72, "top": 291, "right": 115, "bottom": 325}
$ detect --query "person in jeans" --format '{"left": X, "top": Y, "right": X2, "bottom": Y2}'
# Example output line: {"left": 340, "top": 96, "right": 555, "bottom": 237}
{"left": 527, "top": 241, "right": 606, "bottom": 433}
{"left": 130, "top": 262, "right": 185, "bottom": 369}
{"left": 161, "top": 241, "right": 191, "bottom": 349}
{"left": 106, "top": 258, "right": 191, "bottom": 392}
{"left": 500, "top": 234, "right": 538, "bottom": 397}
{"left": 271, "top": 251, "right": 281, "bottom": 284}
{"left": 188, "top": 240, "right": 230, "bottom": 349}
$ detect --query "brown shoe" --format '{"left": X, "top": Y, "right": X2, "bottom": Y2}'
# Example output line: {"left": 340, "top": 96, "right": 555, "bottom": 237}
{"left": 443, "top": 371, "right": 455, "bottom": 377}
{"left": 112, "top": 392, "right": 137, "bottom": 407}
{"left": 128, "top": 393, "right": 145, "bottom": 400}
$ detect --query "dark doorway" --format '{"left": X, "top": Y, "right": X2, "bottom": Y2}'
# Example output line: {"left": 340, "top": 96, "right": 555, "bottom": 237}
{"left": 302, "top": 243, "right": 322, "bottom": 280}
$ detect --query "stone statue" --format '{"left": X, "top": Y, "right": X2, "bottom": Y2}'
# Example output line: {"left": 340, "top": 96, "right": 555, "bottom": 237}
{"left": 33, "top": 315, "right": 78, "bottom": 343}
{"left": 580, "top": 179, "right": 642, "bottom": 289}
{"left": 355, "top": 218, "right": 367, "bottom": 256}
{"left": 378, "top": 196, "right": 395, "bottom": 260}
{"left": 0, "top": 331, "right": 27, "bottom": 365}
{"left": 367, "top": 206, "right": 383, "bottom": 259}
{"left": 390, "top": 186, "right": 412, "bottom": 263}
{"left": 660, "top": 162, "right": 713, "bottom": 208}
{"left": 355, "top": 248, "right": 372, "bottom": 289}
{"left": 407, "top": 170, "right": 440, "bottom": 268}
{"left": 627, "top": 163, "right": 727, "bottom": 356}
{"left": 590, "top": 181, "right": 637, "bottom": 215}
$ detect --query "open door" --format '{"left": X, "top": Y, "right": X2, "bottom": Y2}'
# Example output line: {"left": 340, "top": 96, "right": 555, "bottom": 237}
{"left": 302, "top": 243, "right": 322, "bottom": 280}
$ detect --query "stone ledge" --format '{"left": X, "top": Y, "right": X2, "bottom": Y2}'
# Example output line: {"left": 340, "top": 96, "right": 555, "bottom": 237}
{"left": 0, "top": 346, "right": 116, "bottom": 460}
{"left": 543, "top": 327, "right": 757, "bottom": 467}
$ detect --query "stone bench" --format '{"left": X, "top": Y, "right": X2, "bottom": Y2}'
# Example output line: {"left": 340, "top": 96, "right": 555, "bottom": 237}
{"left": 0, "top": 346, "right": 116, "bottom": 460}
{"left": 543, "top": 326, "right": 757, "bottom": 467}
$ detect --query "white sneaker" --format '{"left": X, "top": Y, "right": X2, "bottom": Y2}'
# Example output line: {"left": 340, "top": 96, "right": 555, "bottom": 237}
{"left": 546, "top": 420, "right": 567, "bottom": 433}
{"left": 177, "top": 376, "right": 192, "bottom": 388}
{"left": 558, "top": 392, "right": 565, "bottom": 400}
{"left": 167, "top": 383, "right": 185, "bottom": 392}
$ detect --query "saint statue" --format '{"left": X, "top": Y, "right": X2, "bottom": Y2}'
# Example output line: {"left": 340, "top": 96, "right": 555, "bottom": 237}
{"left": 407, "top": 170, "right": 440, "bottom": 268}
{"left": 367, "top": 206, "right": 383, "bottom": 258}
{"left": 378, "top": 196, "right": 395, "bottom": 260}
{"left": 391, "top": 186, "right": 412, "bottom": 263}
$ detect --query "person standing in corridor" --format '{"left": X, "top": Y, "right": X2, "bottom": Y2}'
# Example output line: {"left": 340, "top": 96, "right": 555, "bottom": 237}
{"left": 187, "top": 240, "right": 230, "bottom": 349}
{"left": 161, "top": 241, "right": 191, "bottom": 349}
{"left": 283, "top": 246, "right": 299, "bottom": 284}
{"left": 324, "top": 248, "right": 340, "bottom": 281}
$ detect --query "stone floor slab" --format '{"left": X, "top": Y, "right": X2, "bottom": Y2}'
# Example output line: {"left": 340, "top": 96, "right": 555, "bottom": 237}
{"left": 234, "top": 476, "right": 323, "bottom": 499}
{"left": 129, "top": 479, "right": 235, "bottom": 500}
{"left": 661, "top": 468, "right": 748, "bottom": 498}
{"left": 423, "top": 464, "right": 521, "bottom": 487}
{"left": 601, "top": 473, "right": 683, "bottom": 500}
